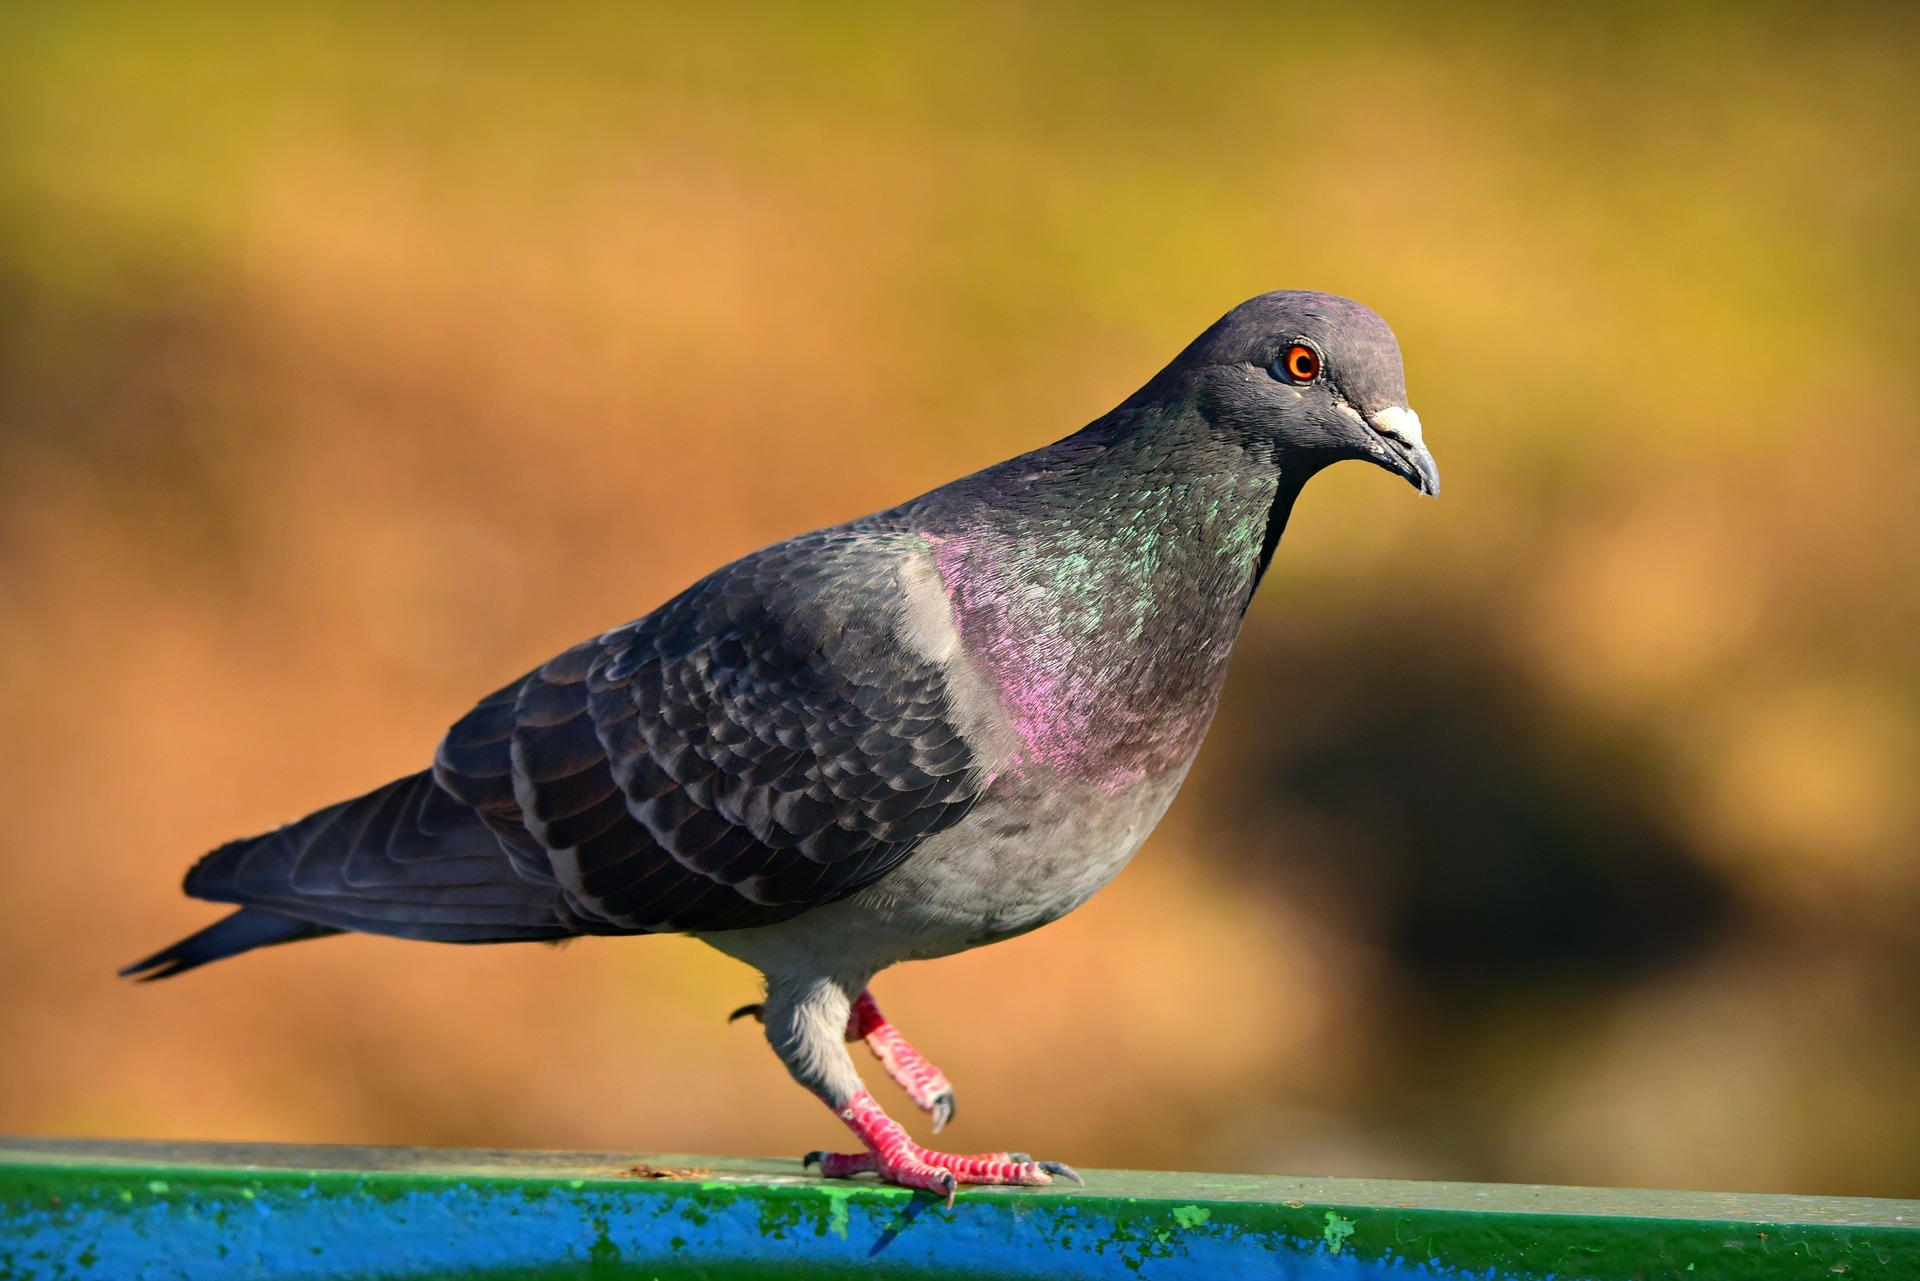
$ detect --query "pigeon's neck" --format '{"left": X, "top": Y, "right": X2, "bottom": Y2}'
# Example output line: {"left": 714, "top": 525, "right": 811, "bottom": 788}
{"left": 916, "top": 409, "right": 1310, "bottom": 791}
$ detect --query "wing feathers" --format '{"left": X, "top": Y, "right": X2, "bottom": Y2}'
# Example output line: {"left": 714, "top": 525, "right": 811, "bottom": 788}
{"left": 183, "top": 528, "right": 991, "bottom": 943}
{"left": 508, "top": 531, "right": 989, "bottom": 932}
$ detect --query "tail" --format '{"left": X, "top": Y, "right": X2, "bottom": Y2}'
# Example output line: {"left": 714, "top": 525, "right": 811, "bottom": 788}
{"left": 122, "top": 770, "right": 572, "bottom": 980}
{"left": 119, "top": 908, "right": 342, "bottom": 981}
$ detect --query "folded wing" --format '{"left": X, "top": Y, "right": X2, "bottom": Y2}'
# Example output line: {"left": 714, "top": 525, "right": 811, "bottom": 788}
{"left": 434, "top": 528, "right": 987, "bottom": 933}
{"left": 172, "top": 527, "right": 990, "bottom": 947}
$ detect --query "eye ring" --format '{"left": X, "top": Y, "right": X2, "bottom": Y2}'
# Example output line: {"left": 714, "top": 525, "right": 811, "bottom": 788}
{"left": 1278, "top": 343, "right": 1320, "bottom": 384}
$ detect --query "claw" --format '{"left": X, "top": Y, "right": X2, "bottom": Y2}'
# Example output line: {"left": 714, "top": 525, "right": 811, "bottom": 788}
{"left": 929, "top": 1089, "right": 956, "bottom": 1133}
{"left": 802, "top": 1150, "right": 825, "bottom": 1170}
{"left": 938, "top": 1169, "right": 956, "bottom": 1209}
{"left": 729, "top": 1003, "right": 766, "bottom": 1024}
{"left": 1038, "top": 1160, "right": 1085, "bottom": 1186}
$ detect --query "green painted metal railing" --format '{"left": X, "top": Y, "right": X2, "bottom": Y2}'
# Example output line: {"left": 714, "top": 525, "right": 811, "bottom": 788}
{"left": 3, "top": 1138, "right": 1917, "bottom": 1279}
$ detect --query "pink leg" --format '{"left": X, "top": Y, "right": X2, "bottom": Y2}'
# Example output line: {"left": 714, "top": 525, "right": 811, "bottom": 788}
{"left": 846, "top": 991, "right": 956, "bottom": 1132}
{"left": 732, "top": 989, "right": 958, "bottom": 1131}
{"left": 731, "top": 988, "right": 1081, "bottom": 1200}
{"left": 803, "top": 1091, "right": 1082, "bottom": 1204}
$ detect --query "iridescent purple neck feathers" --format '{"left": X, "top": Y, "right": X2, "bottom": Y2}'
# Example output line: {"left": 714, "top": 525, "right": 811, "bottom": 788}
{"left": 909, "top": 411, "right": 1301, "bottom": 792}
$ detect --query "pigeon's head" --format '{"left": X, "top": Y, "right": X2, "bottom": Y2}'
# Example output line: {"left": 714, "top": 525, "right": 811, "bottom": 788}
{"left": 1136, "top": 290, "right": 1439, "bottom": 496}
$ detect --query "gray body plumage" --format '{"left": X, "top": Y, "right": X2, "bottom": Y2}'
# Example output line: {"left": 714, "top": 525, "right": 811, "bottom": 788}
{"left": 126, "top": 290, "right": 1438, "bottom": 1118}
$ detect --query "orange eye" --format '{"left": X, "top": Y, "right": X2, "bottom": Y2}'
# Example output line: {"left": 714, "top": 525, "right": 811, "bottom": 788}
{"left": 1282, "top": 344, "right": 1320, "bottom": 382}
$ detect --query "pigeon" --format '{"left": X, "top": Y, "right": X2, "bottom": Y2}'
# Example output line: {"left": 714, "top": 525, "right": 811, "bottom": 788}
{"left": 124, "top": 290, "right": 1438, "bottom": 1198}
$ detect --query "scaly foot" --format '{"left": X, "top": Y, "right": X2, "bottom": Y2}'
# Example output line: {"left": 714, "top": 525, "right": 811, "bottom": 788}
{"left": 845, "top": 991, "right": 956, "bottom": 1131}
{"left": 802, "top": 1091, "right": 1082, "bottom": 1204}
{"left": 731, "top": 989, "right": 958, "bottom": 1131}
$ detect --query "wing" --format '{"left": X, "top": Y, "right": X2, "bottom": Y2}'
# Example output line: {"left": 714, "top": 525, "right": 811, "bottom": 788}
{"left": 431, "top": 527, "right": 992, "bottom": 934}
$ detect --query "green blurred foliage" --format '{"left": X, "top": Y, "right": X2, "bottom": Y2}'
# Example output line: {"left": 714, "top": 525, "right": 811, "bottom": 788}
{"left": 2, "top": 2, "right": 1918, "bottom": 1196}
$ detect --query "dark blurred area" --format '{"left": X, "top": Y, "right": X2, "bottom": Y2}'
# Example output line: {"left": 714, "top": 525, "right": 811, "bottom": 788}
{"left": 1217, "top": 607, "right": 1728, "bottom": 991}
{"left": 3, "top": 2, "right": 1919, "bottom": 1198}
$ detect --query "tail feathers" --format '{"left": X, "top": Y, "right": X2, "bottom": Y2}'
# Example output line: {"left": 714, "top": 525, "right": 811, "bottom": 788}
{"left": 125, "top": 771, "right": 570, "bottom": 981}
{"left": 180, "top": 769, "right": 568, "bottom": 942}
{"left": 119, "top": 908, "right": 341, "bottom": 982}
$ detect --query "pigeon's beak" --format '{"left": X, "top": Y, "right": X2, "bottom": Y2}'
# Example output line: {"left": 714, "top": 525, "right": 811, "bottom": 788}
{"left": 1365, "top": 406, "right": 1440, "bottom": 497}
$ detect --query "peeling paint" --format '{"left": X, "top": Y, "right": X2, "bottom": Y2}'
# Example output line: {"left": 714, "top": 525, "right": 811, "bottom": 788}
{"left": 1323, "top": 1210, "right": 1356, "bottom": 1255}
{"left": 817, "top": 1186, "right": 857, "bottom": 1240}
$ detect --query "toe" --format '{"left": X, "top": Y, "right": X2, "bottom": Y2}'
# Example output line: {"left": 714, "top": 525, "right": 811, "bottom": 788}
{"left": 874, "top": 1155, "right": 961, "bottom": 1200}
{"left": 804, "top": 1150, "right": 875, "bottom": 1178}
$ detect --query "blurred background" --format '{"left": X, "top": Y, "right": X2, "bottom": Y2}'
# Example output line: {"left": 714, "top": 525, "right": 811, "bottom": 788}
{"left": 3, "top": 2, "right": 1918, "bottom": 1198}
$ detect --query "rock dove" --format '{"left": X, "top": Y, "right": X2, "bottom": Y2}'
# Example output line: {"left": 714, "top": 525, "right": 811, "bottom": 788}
{"left": 124, "top": 290, "right": 1438, "bottom": 1197}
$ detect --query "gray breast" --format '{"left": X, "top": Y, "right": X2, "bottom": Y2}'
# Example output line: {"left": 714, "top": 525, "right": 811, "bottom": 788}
{"left": 698, "top": 765, "right": 1192, "bottom": 979}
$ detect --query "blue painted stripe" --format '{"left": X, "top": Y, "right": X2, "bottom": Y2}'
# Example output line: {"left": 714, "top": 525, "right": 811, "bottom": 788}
{"left": 3, "top": 1177, "right": 1450, "bottom": 1280}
